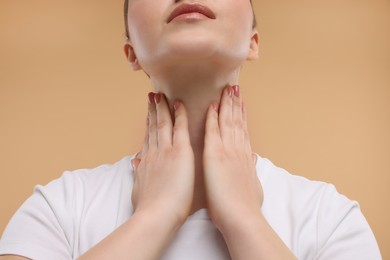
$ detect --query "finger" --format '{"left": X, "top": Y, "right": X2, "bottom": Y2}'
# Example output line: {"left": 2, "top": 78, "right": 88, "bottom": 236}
{"left": 131, "top": 157, "right": 141, "bottom": 209}
{"left": 232, "top": 85, "right": 245, "bottom": 144}
{"left": 131, "top": 177, "right": 139, "bottom": 209}
{"left": 172, "top": 100, "right": 191, "bottom": 146}
{"left": 148, "top": 92, "right": 158, "bottom": 148}
{"left": 242, "top": 101, "right": 252, "bottom": 152}
{"left": 219, "top": 86, "right": 234, "bottom": 143}
{"left": 252, "top": 153, "right": 258, "bottom": 165}
{"left": 131, "top": 158, "right": 141, "bottom": 173}
{"left": 155, "top": 93, "right": 173, "bottom": 147}
{"left": 141, "top": 116, "right": 149, "bottom": 156}
{"left": 205, "top": 101, "right": 221, "bottom": 146}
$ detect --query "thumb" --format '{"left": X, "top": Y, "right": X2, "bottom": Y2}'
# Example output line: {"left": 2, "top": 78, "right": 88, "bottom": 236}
{"left": 252, "top": 153, "right": 258, "bottom": 165}
{"left": 131, "top": 158, "right": 141, "bottom": 172}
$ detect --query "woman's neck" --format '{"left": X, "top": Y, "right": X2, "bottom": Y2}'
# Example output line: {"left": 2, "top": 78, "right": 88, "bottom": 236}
{"left": 150, "top": 65, "right": 241, "bottom": 213}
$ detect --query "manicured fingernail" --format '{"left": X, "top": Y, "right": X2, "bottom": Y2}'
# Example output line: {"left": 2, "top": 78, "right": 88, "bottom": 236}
{"left": 233, "top": 85, "right": 240, "bottom": 97}
{"left": 212, "top": 102, "right": 219, "bottom": 112}
{"left": 132, "top": 158, "right": 141, "bottom": 171}
{"left": 148, "top": 92, "right": 155, "bottom": 104}
{"left": 131, "top": 158, "right": 136, "bottom": 169}
{"left": 154, "top": 93, "right": 161, "bottom": 104}
{"left": 173, "top": 100, "right": 181, "bottom": 111}
{"left": 227, "top": 87, "right": 233, "bottom": 98}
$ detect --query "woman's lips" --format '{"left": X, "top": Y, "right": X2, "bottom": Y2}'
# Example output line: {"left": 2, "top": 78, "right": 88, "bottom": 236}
{"left": 167, "top": 3, "right": 216, "bottom": 23}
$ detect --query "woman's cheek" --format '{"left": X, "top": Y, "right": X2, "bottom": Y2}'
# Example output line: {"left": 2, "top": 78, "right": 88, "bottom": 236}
{"left": 229, "top": 1, "right": 254, "bottom": 29}
{"left": 128, "top": 13, "right": 160, "bottom": 57}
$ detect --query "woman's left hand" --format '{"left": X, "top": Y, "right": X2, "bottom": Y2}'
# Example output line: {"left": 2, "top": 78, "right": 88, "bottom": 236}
{"left": 203, "top": 85, "right": 263, "bottom": 231}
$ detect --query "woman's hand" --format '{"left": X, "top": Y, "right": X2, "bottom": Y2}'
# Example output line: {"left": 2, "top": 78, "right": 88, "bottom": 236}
{"left": 203, "top": 85, "right": 263, "bottom": 230}
{"left": 203, "top": 86, "right": 296, "bottom": 259}
{"left": 131, "top": 93, "right": 195, "bottom": 225}
{"left": 80, "top": 93, "right": 195, "bottom": 259}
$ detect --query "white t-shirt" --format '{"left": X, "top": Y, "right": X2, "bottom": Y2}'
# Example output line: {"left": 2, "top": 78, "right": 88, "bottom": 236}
{"left": 0, "top": 154, "right": 381, "bottom": 259}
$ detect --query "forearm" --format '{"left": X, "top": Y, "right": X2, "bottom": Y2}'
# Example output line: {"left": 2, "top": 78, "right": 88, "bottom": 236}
{"left": 219, "top": 212, "right": 297, "bottom": 260}
{"left": 79, "top": 210, "right": 181, "bottom": 260}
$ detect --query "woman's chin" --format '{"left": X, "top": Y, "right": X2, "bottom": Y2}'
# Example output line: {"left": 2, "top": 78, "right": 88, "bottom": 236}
{"left": 139, "top": 38, "right": 247, "bottom": 76}
{"left": 142, "top": 54, "right": 244, "bottom": 83}
{"left": 164, "top": 43, "right": 245, "bottom": 66}
{"left": 167, "top": 41, "right": 219, "bottom": 59}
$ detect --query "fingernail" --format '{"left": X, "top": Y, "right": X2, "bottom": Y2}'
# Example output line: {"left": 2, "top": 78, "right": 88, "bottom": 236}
{"left": 212, "top": 102, "right": 219, "bottom": 112}
{"left": 233, "top": 85, "right": 240, "bottom": 97}
{"left": 132, "top": 158, "right": 141, "bottom": 171}
{"left": 228, "top": 87, "right": 233, "bottom": 98}
{"left": 148, "top": 92, "right": 155, "bottom": 104}
{"left": 173, "top": 100, "right": 181, "bottom": 111}
{"left": 131, "top": 158, "right": 137, "bottom": 171}
{"left": 154, "top": 93, "right": 161, "bottom": 104}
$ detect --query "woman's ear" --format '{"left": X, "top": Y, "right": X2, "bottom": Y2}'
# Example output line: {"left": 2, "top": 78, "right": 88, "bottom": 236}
{"left": 247, "top": 29, "right": 259, "bottom": 61}
{"left": 124, "top": 41, "right": 142, "bottom": 71}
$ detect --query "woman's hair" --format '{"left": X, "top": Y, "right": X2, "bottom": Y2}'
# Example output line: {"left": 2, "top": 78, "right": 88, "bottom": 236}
{"left": 124, "top": 0, "right": 257, "bottom": 39}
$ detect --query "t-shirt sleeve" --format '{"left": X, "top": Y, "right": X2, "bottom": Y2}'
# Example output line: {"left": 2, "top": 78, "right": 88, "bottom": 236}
{"left": 315, "top": 184, "right": 382, "bottom": 259}
{"left": 0, "top": 174, "right": 75, "bottom": 260}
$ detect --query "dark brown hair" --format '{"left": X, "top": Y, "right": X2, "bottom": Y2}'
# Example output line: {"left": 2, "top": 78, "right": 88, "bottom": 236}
{"left": 124, "top": 0, "right": 257, "bottom": 39}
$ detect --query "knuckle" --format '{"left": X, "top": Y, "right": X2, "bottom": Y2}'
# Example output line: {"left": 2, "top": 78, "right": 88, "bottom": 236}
{"left": 234, "top": 118, "right": 244, "bottom": 128}
{"left": 149, "top": 125, "right": 157, "bottom": 134}
{"left": 175, "top": 113, "right": 187, "bottom": 126}
{"left": 233, "top": 97, "right": 241, "bottom": 107}
{"left": 157, "top": 119, "right": 168, "bottom": 130}
{"left": 174, "top": 109, "right": 183, "bottom": 118}
{"left": 223, "top": 118, "right": 233, "bottom": 128}
{"left": 209, "top": 125, "right": 219, "bottom": 135}
{"left": 148, "top": 119, "right": 157, "bottom": 130}
{"left": 173, "top": 125, "right": 181, "bottom": 133}
{"left": 205, "top": 119, "right": 219, "bottom": 133}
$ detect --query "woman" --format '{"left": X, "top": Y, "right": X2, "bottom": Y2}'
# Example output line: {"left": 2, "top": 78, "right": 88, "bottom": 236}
{"left": 0, "top": 0, "right": 381, "bottom": 259}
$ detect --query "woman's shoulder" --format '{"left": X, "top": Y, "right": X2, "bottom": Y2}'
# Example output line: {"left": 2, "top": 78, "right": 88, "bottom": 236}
{"left": 28, "top": 154, "right": 136, "bottom": 230}
{"left": 255, "top": 153, "right": 353, "bottom": 205}
{"left": 256, "top": 154, "right": 360, "bottom": 227}
{"left": 0, "top": 155, "right": 137, "bottom": 258}
{"left": 60, "top": 154, "right": 134, "bottom": 182}
{"left": 255, "top": 154, "right": 381, "bottom": 259}
{"left": 36, "top": 154, "right": 135, "bottom": 196}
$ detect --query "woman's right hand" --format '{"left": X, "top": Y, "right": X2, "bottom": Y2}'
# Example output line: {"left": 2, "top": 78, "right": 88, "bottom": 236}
{"left": 79, "top": 94, "right": 193, "bottom": 258}
{"left": 131, "top": 92, "right": 195, "bottom": 225}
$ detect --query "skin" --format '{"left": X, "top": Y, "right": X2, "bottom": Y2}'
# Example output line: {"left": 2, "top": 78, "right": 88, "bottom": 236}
{"left": 124, "top": 0, "right": 260, "bottom": 216}
{"left": 1, "top": 0, "right": 296, "bottom": 259}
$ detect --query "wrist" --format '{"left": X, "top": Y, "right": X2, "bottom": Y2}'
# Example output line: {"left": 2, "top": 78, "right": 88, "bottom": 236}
{"left": 217, "top": 211, "right": 297, "bottom": 259}
{"left": 79, "top": 206, "right": 185, "bottom": 259}
{"left": 132, "top": 207, "right": 185, "bottom": 234}
{"left": 217, "top": 209, "right": 264, "bottom": 237}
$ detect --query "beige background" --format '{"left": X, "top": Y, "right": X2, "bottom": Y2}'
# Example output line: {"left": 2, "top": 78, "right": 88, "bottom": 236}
{"left": 1, "top": 0, "right": 389, "bottom": 258}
